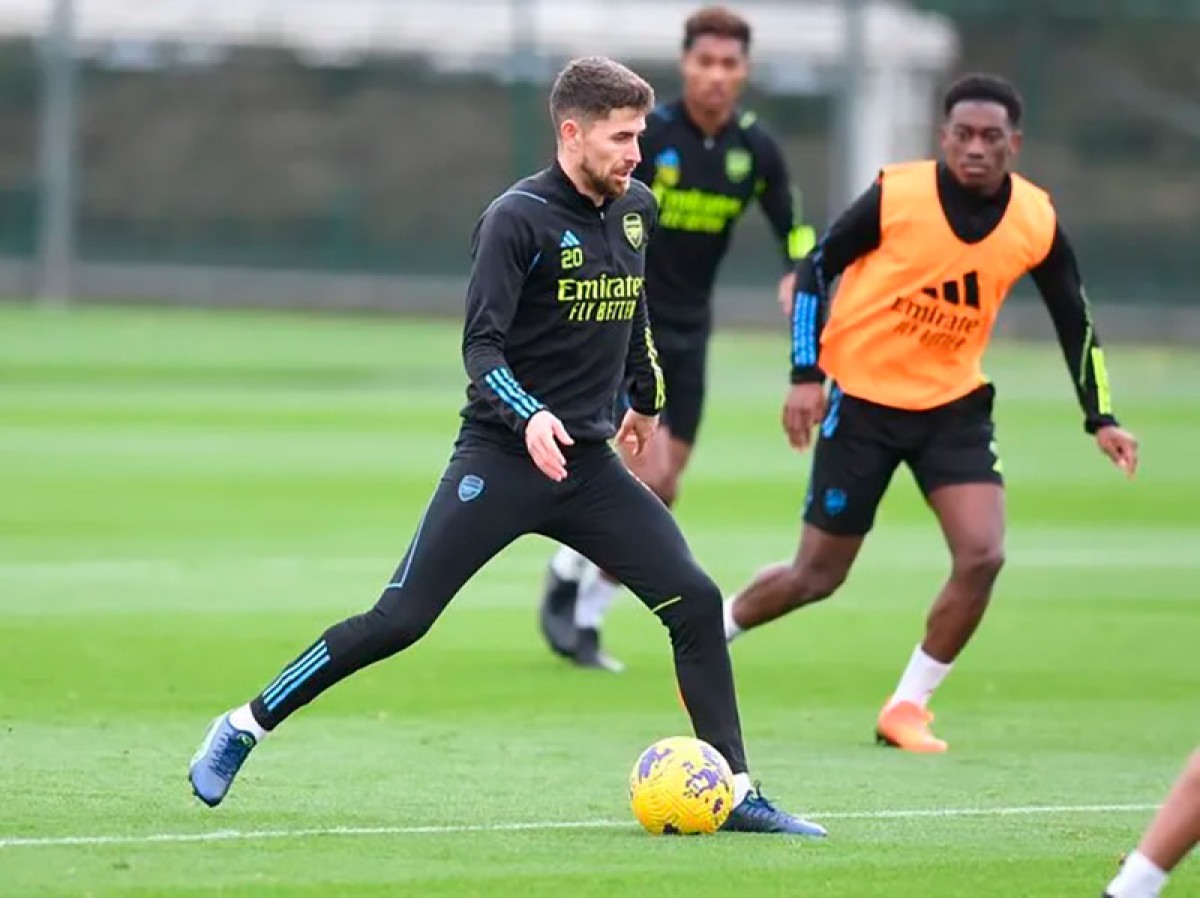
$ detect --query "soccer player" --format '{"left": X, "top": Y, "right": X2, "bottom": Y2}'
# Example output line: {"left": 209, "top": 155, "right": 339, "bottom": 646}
{"left": 721, "top": 73, "right": 1141, "bottom": 752}
{"left": 187, "top": 56, "right": 825, "bottom": 836}
{"left": 539, "top": 5, "right": 815, "bottom": 671}
{"left": 1103, "top": 749, "right": 1199, "bottom": 897}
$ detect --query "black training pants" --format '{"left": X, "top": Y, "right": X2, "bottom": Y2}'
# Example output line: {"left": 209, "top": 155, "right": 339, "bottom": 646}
{"left": 250, "top": 426, "right": 747, "bottom": 774}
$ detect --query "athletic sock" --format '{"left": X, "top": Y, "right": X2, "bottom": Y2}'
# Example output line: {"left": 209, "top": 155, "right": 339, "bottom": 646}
{"left": 551, "top": 546, "right": 586, "bottom": 582}
{"left": 889, "top": 644, "right": 953, "bottom": 708}
{"left": 574, "top": 564, "right": 621, "bottom": 629}
{"left": 1106, "top": 851, "right": 1169, "bottom": 898}
{"left": 229, "top": 703, "right": 268, "bottom": 741}
{"left": 733, "top": 772, "right": 753, "bottom": 807}
{"left": 722, "top": 598, "right": 743, "bottom": 642}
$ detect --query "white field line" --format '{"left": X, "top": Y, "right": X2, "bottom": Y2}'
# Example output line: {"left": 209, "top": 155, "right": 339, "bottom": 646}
{"left": 0, "top": 802, "right": 1158, "bottom": 849}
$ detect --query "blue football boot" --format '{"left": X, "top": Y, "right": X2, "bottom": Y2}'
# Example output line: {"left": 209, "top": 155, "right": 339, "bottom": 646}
{"left": 189, "top": 712, "right": 257, "bottom": 807}
{"left": 721, "top": 784, "right": 828, "bottom": 836}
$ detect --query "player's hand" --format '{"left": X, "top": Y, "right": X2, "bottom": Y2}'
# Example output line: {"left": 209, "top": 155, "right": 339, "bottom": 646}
{"left": 1096, "top": 425, "right": 1139, "bottom": 479}
{"left": 782, "top": 383, "right": 826, "bottom": 452}
{"left": 616, "top": 409, "right": 658, "bottom": 457}
{"left": 777, "top": 271, "right": 797, "bottom": 317}
{"left": 525, "top": 410, "right": 574, "bottom": 482}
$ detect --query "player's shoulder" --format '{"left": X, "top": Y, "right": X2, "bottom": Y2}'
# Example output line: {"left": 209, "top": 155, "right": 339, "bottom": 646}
{"left": 640, "top": 101, "right": 677, "bottom": 146}
{"left": 625, "top": 177, "right": 656, "bottom": 212}
{"left": 735, "top": 109, "right": 785, "bottom": 159}
{"left": 646, "top": 100, "right": 679, "bottom": 127}
{"left": 1010, "top": 171, "right": 1054, "bottom": 206}
{"left": 481, "top": 171, "right": 554, "bottom": 222}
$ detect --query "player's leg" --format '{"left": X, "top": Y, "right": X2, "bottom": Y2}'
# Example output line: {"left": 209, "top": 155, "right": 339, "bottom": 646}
{"left": 571, "top": 431, "right": 696, "bottom": 671}
{"left": 876, "top": 385, "right": 1005, "bottom": 752}
{"left": 621, "top": 334, "right": 706, "bottom": 508}
{"left": 1105, "top": 750, "right": 1200, "bottom": 897}
{"left": 188, "top": 440, "right": 542, "bottom": 807}
{"left": 565, "top": 426, "right": 673, "bottom": 672}
{"left": 724, "top": 388, "right": 898, "bottom": 638}
{"left": 544, "top": 448, "right": 826, "bottom": 836}
{"left": 563, "top": 340, "right": 703, "bottom": 670}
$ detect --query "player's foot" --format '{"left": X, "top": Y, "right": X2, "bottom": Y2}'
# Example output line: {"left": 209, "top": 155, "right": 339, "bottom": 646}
{"left": 189, "top": 712, "right": 258, "bottom": 807}
{"left": 720, "top": 784, "right": 827, "bottom": 836}
{"left": 572, "top": 626, "right": 624, "bottom": 673}
{"left": 539, "top": 568, "right": 579, "bottom": 658}
{"left": 875, "top": 699, "right": 948, "bottom": 753}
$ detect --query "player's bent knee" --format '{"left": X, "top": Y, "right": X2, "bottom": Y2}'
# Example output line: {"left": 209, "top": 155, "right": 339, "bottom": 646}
{"left": 636, "top": 468, "right": 679, "bottom": 507}
{"left": 656, "top": 570, "right": 722, "bottom": 639}
{"left": 358, "top": 598, "right": 440, "bottom": 659}
{"left": 951, "top": 544, "right": 1005, "bottom": 584}
{"left": 650, "top": 475, "right": 680, "bottom": 507}
{"left": 786, "top": 558, "right": 848, "bottom": 606}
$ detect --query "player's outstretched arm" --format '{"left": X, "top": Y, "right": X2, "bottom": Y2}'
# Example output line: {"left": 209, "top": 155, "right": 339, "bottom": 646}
{"left": 782, "top": 181, "right": 883, "bottom": 449}
{"left": 745, "top": 124, "right": 815, "bottom": 315}
{"left": 1029, "top": 223, "right": 1139, "bottom": 477}
{"left": 462, "top": 198, "right": 550, "bottom": 433}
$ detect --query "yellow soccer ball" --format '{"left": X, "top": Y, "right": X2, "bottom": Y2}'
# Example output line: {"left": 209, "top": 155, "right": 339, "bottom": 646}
{"left": 628, "top": 736, "right": 735, "bottom": 835}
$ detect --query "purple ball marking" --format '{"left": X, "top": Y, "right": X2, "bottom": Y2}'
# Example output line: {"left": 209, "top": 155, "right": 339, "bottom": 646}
{"left": 700, "top": 745, "right": 727, "bottom": 772}
{"left": 684, "top": 765, "right": 722, "bottom": 798}
{"left": 637, "top": 745, "right": 672, "bottom": 781}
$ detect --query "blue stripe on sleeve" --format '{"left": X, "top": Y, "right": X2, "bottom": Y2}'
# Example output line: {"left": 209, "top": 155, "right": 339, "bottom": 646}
{"left": 792, "top": 291, "right": 819, "bottom": 368}
{"left": 484, "top": 367, "right": 544, "bottom": 420}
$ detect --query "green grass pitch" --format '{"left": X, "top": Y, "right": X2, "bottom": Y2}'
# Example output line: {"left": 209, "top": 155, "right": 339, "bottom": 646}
{"left": 0, "top": 303, "right": 1196, "bottom": 897}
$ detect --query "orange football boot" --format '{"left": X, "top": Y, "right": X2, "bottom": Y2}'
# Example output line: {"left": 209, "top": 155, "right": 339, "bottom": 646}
{"left": 875, "top": 699, "right": 948, "bottom": 753}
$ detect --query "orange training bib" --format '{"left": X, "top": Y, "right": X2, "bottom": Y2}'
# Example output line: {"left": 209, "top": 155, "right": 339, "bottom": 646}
{"left": 819, "top": 160, "right": 1056, "bottom": 410}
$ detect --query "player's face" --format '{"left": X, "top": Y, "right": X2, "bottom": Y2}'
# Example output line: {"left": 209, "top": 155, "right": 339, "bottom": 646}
{"left": 575, "top": 107, "right": 646, "bottom": 199}
{"left": 681, "top": 36, "right": 748, "bottom": 116}
{"left": 941, "top": 101, "right": 1022, "bottom": 194}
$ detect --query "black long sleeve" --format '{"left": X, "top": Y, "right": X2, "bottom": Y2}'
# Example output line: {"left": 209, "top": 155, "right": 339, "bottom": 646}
{"left": 790, "top": 181, "right": 883, "bottom": 383}
{"left": 751, "top": 128, "right": 816, "bottom": 269}
{"left": 461, "top": 197, "right": 546, "bottom": 434}
{"left": 1029, "top": 224, "right": 1120, "bottom": 433}
{"left": 625, "top": 293, "right": 666, "bottom": 415}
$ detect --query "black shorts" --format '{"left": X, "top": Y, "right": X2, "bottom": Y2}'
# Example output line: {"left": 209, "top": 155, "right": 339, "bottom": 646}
{"left": 803, "top": 383, "right": 1003, "bottom": 537}
{"left": 645, "top": 325, "right": 709, "bottom": 446}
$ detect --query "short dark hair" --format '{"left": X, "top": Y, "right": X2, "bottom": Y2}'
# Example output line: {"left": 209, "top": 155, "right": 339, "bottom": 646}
{"left": 943, "top": 74, "right": 1023, "bottom": 127}
{"left": 683, "top": 5, "right": 752, "bottom": 52}
{"left": 549, "top": 56, "right": 655, "bottom": 129}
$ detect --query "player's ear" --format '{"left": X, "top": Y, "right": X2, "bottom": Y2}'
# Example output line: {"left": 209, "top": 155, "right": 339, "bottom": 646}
{"left": 559, "top": 117, "right": 582, "bottom": 148}
{"left": 1009, "top": 129, "right": 1024, "bottom": 156}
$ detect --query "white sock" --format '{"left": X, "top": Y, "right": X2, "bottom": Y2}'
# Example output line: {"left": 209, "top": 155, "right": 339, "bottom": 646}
{"left": 551, "top": 546, "right": 587, "bottom": 582}
{"left": 723, "top": 598, "right": 743, "bottom": 643}
{"left": 733, "top": 772, "right": 753, "bottom": 806}
{"left": 229, "top": 703, "right": 268, "bottom": 741}
{"left": 574, "top": 563, "right": 620, "bottom": 629}
{"left": 1106, "top": 851, "right": 1169, "bottom": 898}
{"left": 890, "top": 645, "right": 953, "bottom": 708}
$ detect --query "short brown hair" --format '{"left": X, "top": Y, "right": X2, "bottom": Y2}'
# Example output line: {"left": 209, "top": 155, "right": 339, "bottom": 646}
{"left": 683, "top": 6, "right": 752, "bottom": 52}
{"left": 549, "top": 56, "right": 655, "bottom": 129}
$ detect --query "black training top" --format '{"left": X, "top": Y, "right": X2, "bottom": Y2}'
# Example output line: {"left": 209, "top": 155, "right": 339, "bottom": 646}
{"left": 461, "top": 161, "right": 664, "bottom": 445}
{"left": 633, "top": 99, "right": 813, "bottom": 333}
{"left": 790, "top": 162, "right": 1119, "bottom": 434}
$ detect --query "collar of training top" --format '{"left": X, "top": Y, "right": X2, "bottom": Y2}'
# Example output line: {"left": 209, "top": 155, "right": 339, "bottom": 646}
{"left": 671, "top": 97, "right": 740, "bottom": 142}
{"left": 550, "top": 160, "right": 617, "bottom": 213}
{"left": 936, "top": 161, "right": 1013, "bottom": 210}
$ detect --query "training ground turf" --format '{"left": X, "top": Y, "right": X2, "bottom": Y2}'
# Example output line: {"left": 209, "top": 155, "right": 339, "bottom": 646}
{"left": 1, "top": 304, "right": 1196, "bottom": 897}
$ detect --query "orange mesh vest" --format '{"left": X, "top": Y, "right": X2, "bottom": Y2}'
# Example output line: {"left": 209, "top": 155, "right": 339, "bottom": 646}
{"left": 820, "top": 160, "right": 1057, "bottom": 410}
